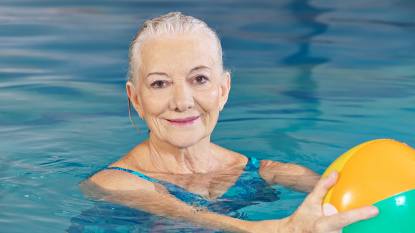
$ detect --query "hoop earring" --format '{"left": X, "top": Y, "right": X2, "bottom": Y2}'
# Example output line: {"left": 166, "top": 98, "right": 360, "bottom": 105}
{"left": 128, "top": 97, "right": 143, "bottom": 133}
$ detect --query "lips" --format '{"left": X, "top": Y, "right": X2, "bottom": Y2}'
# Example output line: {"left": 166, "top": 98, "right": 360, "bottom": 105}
{"left": 166, "top": 116, "right": 200, "bottom": 126}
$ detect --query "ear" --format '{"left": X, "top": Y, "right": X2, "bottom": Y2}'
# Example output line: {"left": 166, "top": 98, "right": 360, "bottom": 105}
{"left": 219, "top": 72, "right": 231, "bottom": 111}
{"left": 126, "top": 81, "right": 144, "bottom": 119}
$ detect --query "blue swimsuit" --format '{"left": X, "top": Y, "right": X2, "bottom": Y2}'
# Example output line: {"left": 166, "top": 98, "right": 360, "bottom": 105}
{"left": 102, "top": 157, "right": 279, "bottom": 214}
{"left": 67, "top": 158, "right": 281, "bottom": 232}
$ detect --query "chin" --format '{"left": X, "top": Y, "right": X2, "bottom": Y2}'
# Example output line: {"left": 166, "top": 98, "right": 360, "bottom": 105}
{"left": 166, "top": 132, "right": 208, "bottom": 149}
{"left": 170, "top": 138, "right": 202, "bottom": 149}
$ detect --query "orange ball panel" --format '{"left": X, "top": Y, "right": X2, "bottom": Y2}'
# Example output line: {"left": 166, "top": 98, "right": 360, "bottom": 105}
{"left": 330, "top": 139, "right": 415, "bottom": 212}
{"left": 322, "top": 141, "right": 371, "bottom": 204}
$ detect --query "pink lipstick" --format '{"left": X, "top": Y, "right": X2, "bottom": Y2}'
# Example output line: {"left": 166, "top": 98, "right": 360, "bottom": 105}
{"left": 166, "top": 116, "right": 199, "bottom": 127}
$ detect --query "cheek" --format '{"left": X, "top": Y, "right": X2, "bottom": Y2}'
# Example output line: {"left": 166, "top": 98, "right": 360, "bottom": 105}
{"left": 199, "top": 88, "right": 220, "bottom": 111}
{"left": 210, "top": 88, "right": 220, "bottom": 99}
{"left": 140, "top": 91, "right": 167, "bottom": 115}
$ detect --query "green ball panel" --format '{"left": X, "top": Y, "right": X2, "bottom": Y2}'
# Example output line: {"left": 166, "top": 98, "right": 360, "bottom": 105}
{"left": 343, "top": 189, "right": 415, "bottom": 233}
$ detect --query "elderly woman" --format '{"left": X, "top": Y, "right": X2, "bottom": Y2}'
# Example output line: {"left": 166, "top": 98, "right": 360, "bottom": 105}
{"left": 83, "top": 12, "right": 378, "bottom": 232}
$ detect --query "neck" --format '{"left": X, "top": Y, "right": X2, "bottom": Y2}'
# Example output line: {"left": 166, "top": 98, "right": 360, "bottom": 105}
{"left": 142, "top": 135, "right": 223, "bottom": 174}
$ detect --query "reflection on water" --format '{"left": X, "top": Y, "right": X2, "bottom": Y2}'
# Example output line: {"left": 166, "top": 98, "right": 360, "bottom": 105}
{"left": 0, "top": 0, "right": 415, "bottom": 232}
{"left": 262, "top": 0, "right": 329, "bottom": 162}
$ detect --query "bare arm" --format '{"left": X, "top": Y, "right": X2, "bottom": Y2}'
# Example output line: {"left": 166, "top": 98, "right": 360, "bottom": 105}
{"left": 258, "top": 160, "right": 321, "bottom": 193}
{"left": 80, "top": 169, "right": 377, "bottom": 233}
{"left": 81, "top": 169, "right": 259, "bottom": 232}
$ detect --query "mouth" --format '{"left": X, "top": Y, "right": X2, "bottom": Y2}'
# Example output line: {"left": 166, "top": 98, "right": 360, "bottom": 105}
{"left": 166, "top": 116, "right": 200, "bottom": 127}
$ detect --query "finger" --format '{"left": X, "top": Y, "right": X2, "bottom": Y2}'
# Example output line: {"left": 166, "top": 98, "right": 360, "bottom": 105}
{"left": 315, "top": 205, "right": 379, "bottom": 232}
{"left": 306, "top": 170, "right": 338, "bottom": 203}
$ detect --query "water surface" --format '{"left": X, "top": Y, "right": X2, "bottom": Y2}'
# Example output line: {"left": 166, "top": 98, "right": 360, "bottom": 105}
{"left": 1, "top": 0, "right": 414, "bottom": 232}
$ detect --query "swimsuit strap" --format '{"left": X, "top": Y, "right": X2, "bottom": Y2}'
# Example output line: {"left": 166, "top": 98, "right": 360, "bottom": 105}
{"left": 102, "top": 157, "right": 258, "bottom": 183}
{"left": 101, "top": 158, "right": 260, "bottom": 207}
{"left": 102, "top": 166, "right": 212, "bottom": 207}
{"left": 244, "top": 157, "right": 260, "bottom": 171}
{"left": 102, "top": 167, "right": 161, "bottom": 183}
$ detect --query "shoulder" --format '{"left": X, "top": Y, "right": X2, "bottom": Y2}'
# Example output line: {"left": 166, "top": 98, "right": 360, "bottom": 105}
{"left": 89, "top": 168, "right": 156, "bottom": 192}
{"left": 80, "top": 142, "right": 174, "bottom": 201}
{"left": 210, "top": 143, "right": 248, "bottom": 167}
{"left": 88, "top": 141, "right": 158, "bottom": 191}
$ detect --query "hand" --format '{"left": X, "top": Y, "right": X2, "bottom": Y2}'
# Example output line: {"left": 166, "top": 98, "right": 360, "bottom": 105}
{"left": 278, "top": 170, "right": 379, "bottom": 233}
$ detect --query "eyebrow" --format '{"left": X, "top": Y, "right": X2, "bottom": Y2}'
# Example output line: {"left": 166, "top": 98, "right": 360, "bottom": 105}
{"left": 146, "top": 65, "right": 210, "bottom": 79}
{"left": 146, "top": 72, "right": 168, "bottom": 78}
{"left": 190, "top": 65, "right": 210, "bottom": 73}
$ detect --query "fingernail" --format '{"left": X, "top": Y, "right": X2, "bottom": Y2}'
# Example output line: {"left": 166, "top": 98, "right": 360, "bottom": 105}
{"left": 369, "top": 207, "right": 379, "bottom": 216}
{"left": 329, "top": 170, "right": 336, "bottom": 179}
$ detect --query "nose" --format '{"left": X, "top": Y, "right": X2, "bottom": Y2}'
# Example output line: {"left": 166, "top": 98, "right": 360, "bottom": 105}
{"left": 170, "top": 82, "right": 194, "bottom": 112}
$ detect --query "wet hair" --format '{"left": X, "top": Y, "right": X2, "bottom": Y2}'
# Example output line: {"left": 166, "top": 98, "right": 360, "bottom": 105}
{"left": 127, "top": 12, "right": 223, "bottom": 84}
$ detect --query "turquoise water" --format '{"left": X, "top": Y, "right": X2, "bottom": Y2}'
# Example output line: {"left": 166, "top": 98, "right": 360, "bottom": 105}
{"left": 1, "top": 0, "right": 415, "bottom": 232}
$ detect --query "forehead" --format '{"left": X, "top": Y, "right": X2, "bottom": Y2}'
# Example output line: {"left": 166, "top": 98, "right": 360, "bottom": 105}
{"left": 139, "top": 33, "right": 220, "bottom": 74}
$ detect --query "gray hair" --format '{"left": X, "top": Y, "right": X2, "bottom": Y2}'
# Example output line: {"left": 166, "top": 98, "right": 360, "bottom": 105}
{"left": 127, "top": 12, "right": 223, "bottom": 84}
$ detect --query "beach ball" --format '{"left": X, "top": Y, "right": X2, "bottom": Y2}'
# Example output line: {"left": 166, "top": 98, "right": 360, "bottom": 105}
{"left": 322, "top": 139, "right": 415, "bottom": 233}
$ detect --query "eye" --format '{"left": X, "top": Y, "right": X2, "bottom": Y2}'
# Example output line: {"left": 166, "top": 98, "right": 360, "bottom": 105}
{"left": 193, "top": 75, "right": 208, "bottom": 84}
{"left": 151, "top": 80, "right": 167, "bottom": 88}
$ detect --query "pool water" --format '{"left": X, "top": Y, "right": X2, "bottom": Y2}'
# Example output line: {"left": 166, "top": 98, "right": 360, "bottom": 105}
{"left": 1, "top": 0, "right": 414, "bottom": 232}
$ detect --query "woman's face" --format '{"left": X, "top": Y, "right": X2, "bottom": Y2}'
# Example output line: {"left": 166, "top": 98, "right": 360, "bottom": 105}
{"left": 128, "top": 32, "right": 230, "bottom": 148}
